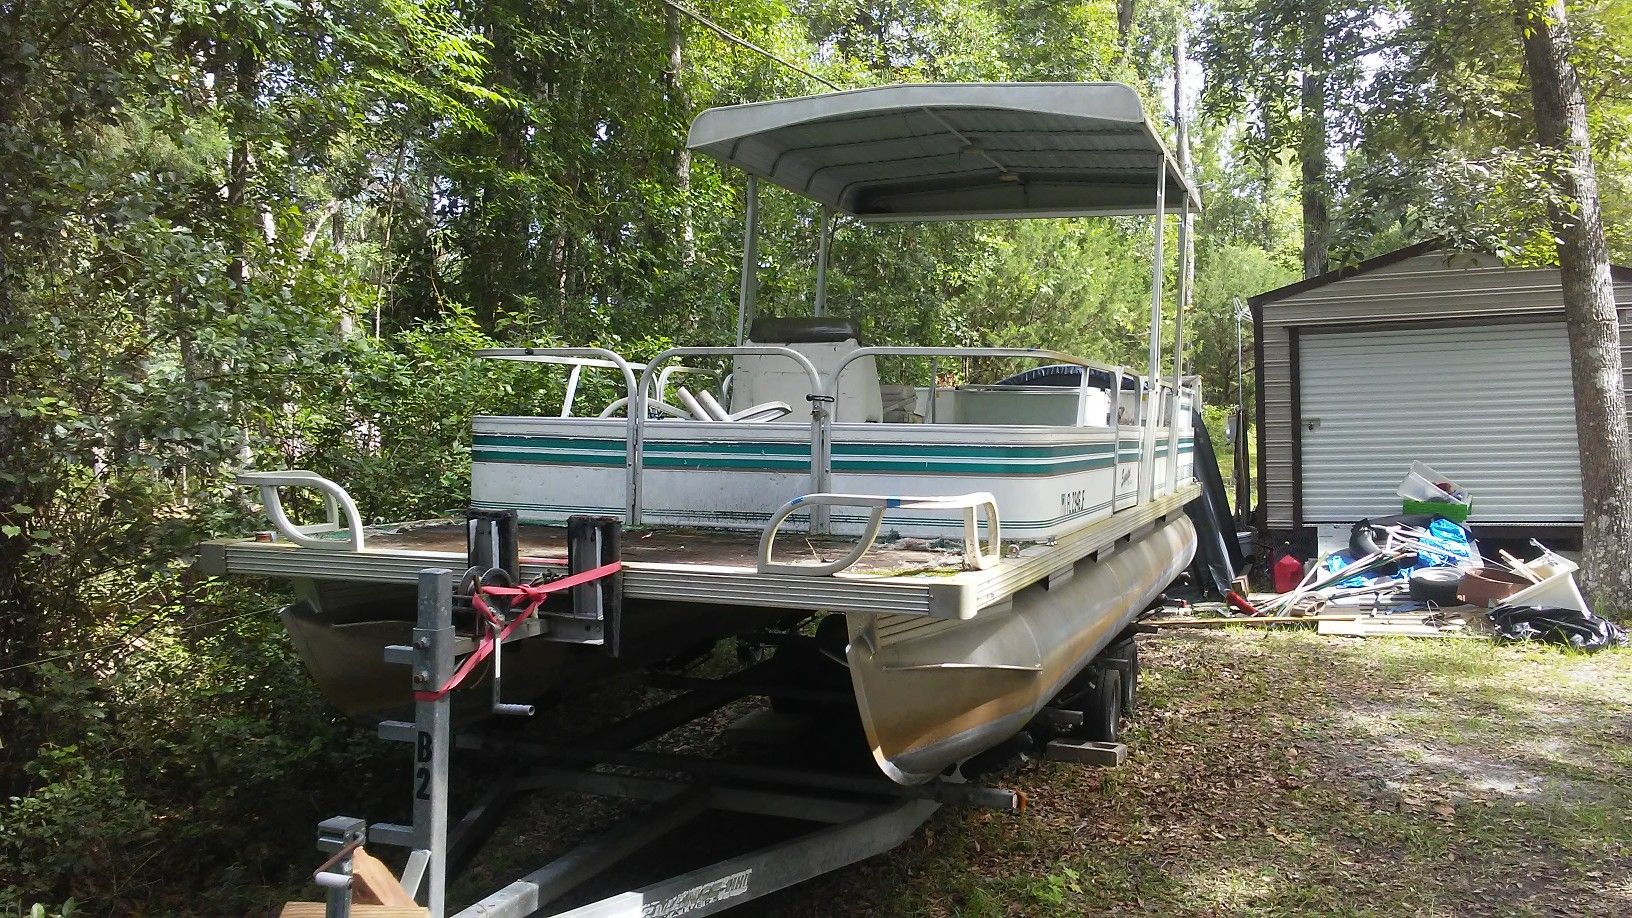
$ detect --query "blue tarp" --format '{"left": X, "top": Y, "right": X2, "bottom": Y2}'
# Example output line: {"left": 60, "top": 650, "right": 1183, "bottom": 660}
{"left": 1322, "top": 518, "right": 1479, "bottom": 588}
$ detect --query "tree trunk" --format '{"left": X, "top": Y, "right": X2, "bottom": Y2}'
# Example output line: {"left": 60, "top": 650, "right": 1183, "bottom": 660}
{"left": 225, "top": 46, "right": 255, "bottom": 290}
{"left": 1517, "top": 0, "right": 1632, "bottom": 618}
{"left": 1258, "top": 108, "right": 1276, "bottom": 242}
{"left": 665, "top": 5, "right": 695, "bottom": 265}
{"left": 1299, "top": 0, "right": 1330, "bottom": 278}
{"left": 1117, "top": 0, "right": 1136, "bottom": 48}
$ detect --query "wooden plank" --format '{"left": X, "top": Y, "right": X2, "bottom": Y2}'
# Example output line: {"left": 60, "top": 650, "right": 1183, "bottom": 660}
{"left": 352, "top": 848, "right": 417, "bottom": 907}
{"left": 1045, "top": 739, "right": 1127, "bottom": 767}
{"left": 279, "top": 904, "right": 428, "bottom": 918}
{"left": 1315, "top": 619, "right": 1475, "bottom": 639}
{"left": 1149, "top": 614, "right": 1362, "bottom": 627}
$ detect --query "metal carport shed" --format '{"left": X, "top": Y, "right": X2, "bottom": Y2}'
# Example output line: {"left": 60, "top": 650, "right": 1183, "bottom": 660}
{"left": 1251, "top": 242, "right": 1632, "bottom": 546}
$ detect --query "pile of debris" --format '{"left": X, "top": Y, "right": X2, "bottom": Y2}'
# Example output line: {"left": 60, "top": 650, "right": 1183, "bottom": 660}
{"left": 1163, "top": 463, "right": 1627, "bottom": 650}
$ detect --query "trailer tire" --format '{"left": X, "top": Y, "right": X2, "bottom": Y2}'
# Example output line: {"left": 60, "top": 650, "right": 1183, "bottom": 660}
{"left": 1084, "top": 667, "right": 1122, "bottom": 743}
{"left": 1099, "top": 638, "right": 1139, "bottom": 715}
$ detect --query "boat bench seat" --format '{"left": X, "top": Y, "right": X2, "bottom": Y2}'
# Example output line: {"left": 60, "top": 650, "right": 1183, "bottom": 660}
{"left": 732, "top": 317, "right": 884, "bottom": 422}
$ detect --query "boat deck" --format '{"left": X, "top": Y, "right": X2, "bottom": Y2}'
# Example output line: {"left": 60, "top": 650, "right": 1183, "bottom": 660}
{"left": 371, "top": 520, "right": 960, "bottom": 574}
{"left": 198, "top": 484, "right": 1199, "bottom": 620}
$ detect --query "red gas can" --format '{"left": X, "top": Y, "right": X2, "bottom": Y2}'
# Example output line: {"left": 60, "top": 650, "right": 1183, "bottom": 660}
{"left": 1271, "top": 548, "right": 1304, "bottom": 593}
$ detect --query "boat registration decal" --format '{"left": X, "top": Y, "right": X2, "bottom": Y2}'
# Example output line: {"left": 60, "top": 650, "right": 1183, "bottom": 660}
{"left": 1060, "top": 488, "right": 1089, "bottom": 516}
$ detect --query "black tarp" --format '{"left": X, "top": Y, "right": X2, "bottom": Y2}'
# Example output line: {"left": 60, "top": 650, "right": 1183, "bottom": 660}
{"left": 1184, "top": 407, "right": 1245, "bottom": 597}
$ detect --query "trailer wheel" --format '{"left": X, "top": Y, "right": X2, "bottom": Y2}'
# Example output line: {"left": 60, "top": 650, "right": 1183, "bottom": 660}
{"left": 1084, "top": 666, "right": 1122, "bottom": 743}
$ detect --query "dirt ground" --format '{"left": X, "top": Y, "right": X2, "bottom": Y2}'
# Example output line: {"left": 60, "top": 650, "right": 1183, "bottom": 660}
{"left": 746, "top": 630, "right": 1632, "bottom": 917}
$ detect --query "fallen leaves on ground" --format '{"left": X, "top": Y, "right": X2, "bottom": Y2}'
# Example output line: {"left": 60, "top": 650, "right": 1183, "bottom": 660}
{"left": 752, "top": 631, "right": 1632, "bottom": 917}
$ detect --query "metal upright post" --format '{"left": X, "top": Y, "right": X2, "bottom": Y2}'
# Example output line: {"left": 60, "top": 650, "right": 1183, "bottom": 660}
{"left": 1170, "top": 190, "right": 1190, "bottom": 495}
{"left": 1141, "top": 165, "right": 1167, "bottom": 504}
{"left": 813, "top": 206, "right": 833, "bottom": 317}
{"left": 1111, "top": 367, "right": 1125, "bottom": 508}
{"left": 411, "top": 568, "right": 454, "bottom": 918}
{"left": 1235, "top": 298, "right": 1245, "bottom": 424}
{"left": 736, "top": 175, "right": 760, "bottom": 345}
{"left": 809, "top": 203, "right": 835, "bottom": 536}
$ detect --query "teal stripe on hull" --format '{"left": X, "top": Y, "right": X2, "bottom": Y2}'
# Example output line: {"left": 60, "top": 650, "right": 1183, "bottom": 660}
{"left": 474, "top": 433, "right": 1119, "bottom": 460}
{"left": 474, "top": 449, "right": 1120, "bottom": 476}
{"left": 471, "top": 499, "right": 1112, "bottom": 531}
{"left": 473, "top": 433, "right": 1125, "bottom": 476}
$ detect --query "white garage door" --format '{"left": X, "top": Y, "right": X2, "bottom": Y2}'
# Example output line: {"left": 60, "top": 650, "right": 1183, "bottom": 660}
{"left": 1299, "top": 323, "right": 1583, "bottom": 524}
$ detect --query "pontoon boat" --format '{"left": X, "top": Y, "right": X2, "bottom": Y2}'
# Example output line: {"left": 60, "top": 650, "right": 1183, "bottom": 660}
{"left": 200, "top": 82, "right": 1203, "bottom": 785}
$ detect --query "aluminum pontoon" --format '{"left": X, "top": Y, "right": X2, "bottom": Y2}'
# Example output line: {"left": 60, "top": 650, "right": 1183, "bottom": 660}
{"left": 201, "top": 82, "right": 1203, "bottom": 794}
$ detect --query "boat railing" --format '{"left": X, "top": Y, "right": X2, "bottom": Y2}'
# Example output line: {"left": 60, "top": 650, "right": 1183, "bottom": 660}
{"left": 476, "top": 348, "right": 642, "bottom": 420}
{"left": 235, "top": 469, "right": 367, "bottom": 550}
{"left": 832, "top": 346, "right": 1131, "bottom": 505}
{"left": 758, "top": 491, "right": 1000, "bottom": 577}
{"left": 1137, "top": 378, "right": 1200, "bottom": 498}
{"left": 632, "top": 345, "right": 831, "bottom": 532}
{"left": 476, "top": 347, "right": 710, "bottom": 418}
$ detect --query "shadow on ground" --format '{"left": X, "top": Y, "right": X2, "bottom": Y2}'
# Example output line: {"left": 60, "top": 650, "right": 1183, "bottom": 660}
{"left": 746, "top": 631, "right": 1632, "bottom": 917}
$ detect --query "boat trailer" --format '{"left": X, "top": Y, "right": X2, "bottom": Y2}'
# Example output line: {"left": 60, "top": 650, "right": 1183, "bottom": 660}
{"left": 290, "top": 510, "right": 1130, "bottom": 918}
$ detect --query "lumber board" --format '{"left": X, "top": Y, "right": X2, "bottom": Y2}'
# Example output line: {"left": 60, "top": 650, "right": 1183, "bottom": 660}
{"left": 279, "top": 905, "right": 428, "bottom": 918}
{"left": 1149, "top": 614, "right": 1363, "bottom": 627}
{"left": 1045, "top": 739, "right": 1127, "bottom": 767}
{"left": 351, "top": 848, "right": 417, "bottom": 906}
{"left": 1315, "top": 619, "right": 1476, "bottom": 639}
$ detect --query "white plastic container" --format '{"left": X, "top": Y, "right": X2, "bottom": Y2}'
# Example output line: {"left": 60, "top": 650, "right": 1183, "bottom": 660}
{"left": 1506, "top": 556, "right": 1590, "bottom": 613}
{"left": 1396, "top": 461, "right": 1470, "bottom": 505}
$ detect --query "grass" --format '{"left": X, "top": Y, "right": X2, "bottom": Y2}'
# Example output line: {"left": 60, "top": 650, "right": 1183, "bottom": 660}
{"left": 747, "top": 630, "right": 1632, "bottom": 917}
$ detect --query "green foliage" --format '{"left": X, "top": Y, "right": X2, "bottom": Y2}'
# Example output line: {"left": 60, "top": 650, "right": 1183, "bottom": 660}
{"left": 9, "top": 0, "right": 1626, "bottom": 910}
{"left": 1199, "top": 0, "right": 1632, "bottom": 266}
{"left": 0, "top": 595, "right": 396, "bottom": 913}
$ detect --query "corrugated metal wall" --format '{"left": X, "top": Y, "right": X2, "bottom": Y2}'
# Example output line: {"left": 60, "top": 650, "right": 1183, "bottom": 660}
{"left": 1299, "top": 324, "right": 1583, "bottom": 523}
{"left": 1256, "top": 250, "right": 1632, "bottom": 529}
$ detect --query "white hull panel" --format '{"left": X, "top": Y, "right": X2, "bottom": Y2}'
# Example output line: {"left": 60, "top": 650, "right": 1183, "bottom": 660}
{"left": 471, "top": 416, "right": 1193, "bottom": 541}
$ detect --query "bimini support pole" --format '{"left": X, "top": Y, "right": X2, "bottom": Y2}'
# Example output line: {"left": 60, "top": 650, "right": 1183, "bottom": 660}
{"left": 1140, "top": 165, "right": 1166, "bottom": 505}
{"left": 1169, "top": 189, "right": 1191, "bottom": 495}
{"left": 813, "top": 206, "right": 833, "bottom": 317}
{"left": 736, "top": 174, "right": 761, "bottom": 345}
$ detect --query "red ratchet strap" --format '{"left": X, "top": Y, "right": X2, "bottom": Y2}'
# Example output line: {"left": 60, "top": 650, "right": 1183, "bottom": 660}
{"left": 412, "top": 560, "right": 622, "bottom": 702}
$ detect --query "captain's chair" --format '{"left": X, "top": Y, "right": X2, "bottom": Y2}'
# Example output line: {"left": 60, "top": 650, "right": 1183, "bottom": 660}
{"left": 731, "top": 317, "right": 883, "bottom": 423}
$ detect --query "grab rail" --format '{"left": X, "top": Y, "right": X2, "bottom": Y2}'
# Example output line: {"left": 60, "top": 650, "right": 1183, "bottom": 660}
{"left": 476, "top": 347, "right": 642, "bottom": 418}
{"left": 477, "top": 348, "right": 641, "bottom": 520}
{"left": 631, "top": 346, "right": 831, "bottom": 533}
{"left": 757, "top": 491, "right": 1000, "bottom": 576}
{"left": 236, "top": 470, "right": 366, "bottom": 550}
{"left": 1134, "top": 378, "right": 1200, "bottom": 499}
